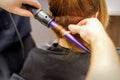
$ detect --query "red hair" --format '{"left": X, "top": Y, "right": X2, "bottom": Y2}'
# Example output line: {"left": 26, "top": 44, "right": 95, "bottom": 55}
{"left": 48, "top": 0, "right": 109, "bottom": 52}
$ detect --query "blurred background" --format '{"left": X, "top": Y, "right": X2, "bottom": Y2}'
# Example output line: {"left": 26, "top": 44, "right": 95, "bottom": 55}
{"left": 30, "top": 0, "right": 55, "bottom": 47}
{"left": 30, "top": 0, "right": 120, "bottom": 48}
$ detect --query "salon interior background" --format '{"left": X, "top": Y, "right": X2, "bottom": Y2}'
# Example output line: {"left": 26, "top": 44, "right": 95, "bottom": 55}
{"left": 30, "top": 0, "right": 120, "bottom": 47}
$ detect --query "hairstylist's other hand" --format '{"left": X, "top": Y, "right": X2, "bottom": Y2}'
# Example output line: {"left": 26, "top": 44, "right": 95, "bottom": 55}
{"left": 0, "top": 0, "right": 40, "bottom": 17}
{"left": 68, "top": 18, "right": 106, "bottom": 44}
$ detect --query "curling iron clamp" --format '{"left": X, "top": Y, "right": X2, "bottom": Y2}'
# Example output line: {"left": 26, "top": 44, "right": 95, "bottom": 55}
{"left": 23, "top": 4, "right": 90, "bottom": 53}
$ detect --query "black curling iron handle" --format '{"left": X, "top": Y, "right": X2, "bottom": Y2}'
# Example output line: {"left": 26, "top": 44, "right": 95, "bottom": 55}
{"left": 23, "top": 4, "right": 53, "bottom": 27}
{"left": 22, "top": 4, "right": 38, "bottom": 15}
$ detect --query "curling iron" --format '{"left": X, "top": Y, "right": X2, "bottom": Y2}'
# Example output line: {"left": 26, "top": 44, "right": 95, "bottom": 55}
{"left": 23, "top": 4, "right": 90, "bottom": 53}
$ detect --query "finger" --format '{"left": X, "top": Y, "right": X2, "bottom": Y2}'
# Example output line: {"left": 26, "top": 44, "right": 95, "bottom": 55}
{"left": 77, "top": 18, "right": 88, "bottom": 26}
{"left": 22, "top": 0, "right": 41, "bottom": 9}
{"left": 68, "top": 24, "right": 81, "bottom": 34}
{"left": 14, "top": 7, "right": 34, "bottom": 17}
{"left": 77, "top": 18, "right": 97, "bottom": 26}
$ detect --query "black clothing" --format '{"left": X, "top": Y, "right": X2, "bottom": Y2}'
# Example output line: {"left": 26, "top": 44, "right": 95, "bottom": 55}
{"left": 20, "top": 43, "right": 90, "bottom": 80}
{"left": 0, "top": 9, "right": 35, "bottom": 75}
{"left": 0, "top": 9, "right": 31, "bottom": 52}
{"left": 2, "top": 34, "right": 35, "bottom": 75}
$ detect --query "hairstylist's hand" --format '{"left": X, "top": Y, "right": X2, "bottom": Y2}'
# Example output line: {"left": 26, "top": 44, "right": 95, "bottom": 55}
{"left": 0, "top": 0, "right": 40, "bottom": 17}
{"left": 68, "top": 18, "right": 106, "bottom": 44}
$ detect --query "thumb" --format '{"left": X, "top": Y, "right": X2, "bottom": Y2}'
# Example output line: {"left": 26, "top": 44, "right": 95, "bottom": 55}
{"left": 68, "top": 24, "right": 82, "bottom": 34}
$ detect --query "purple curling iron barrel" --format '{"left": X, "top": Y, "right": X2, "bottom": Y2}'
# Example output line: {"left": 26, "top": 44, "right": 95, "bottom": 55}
{"left": 23, "top": 4, "right": 90, "bottom": 53}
